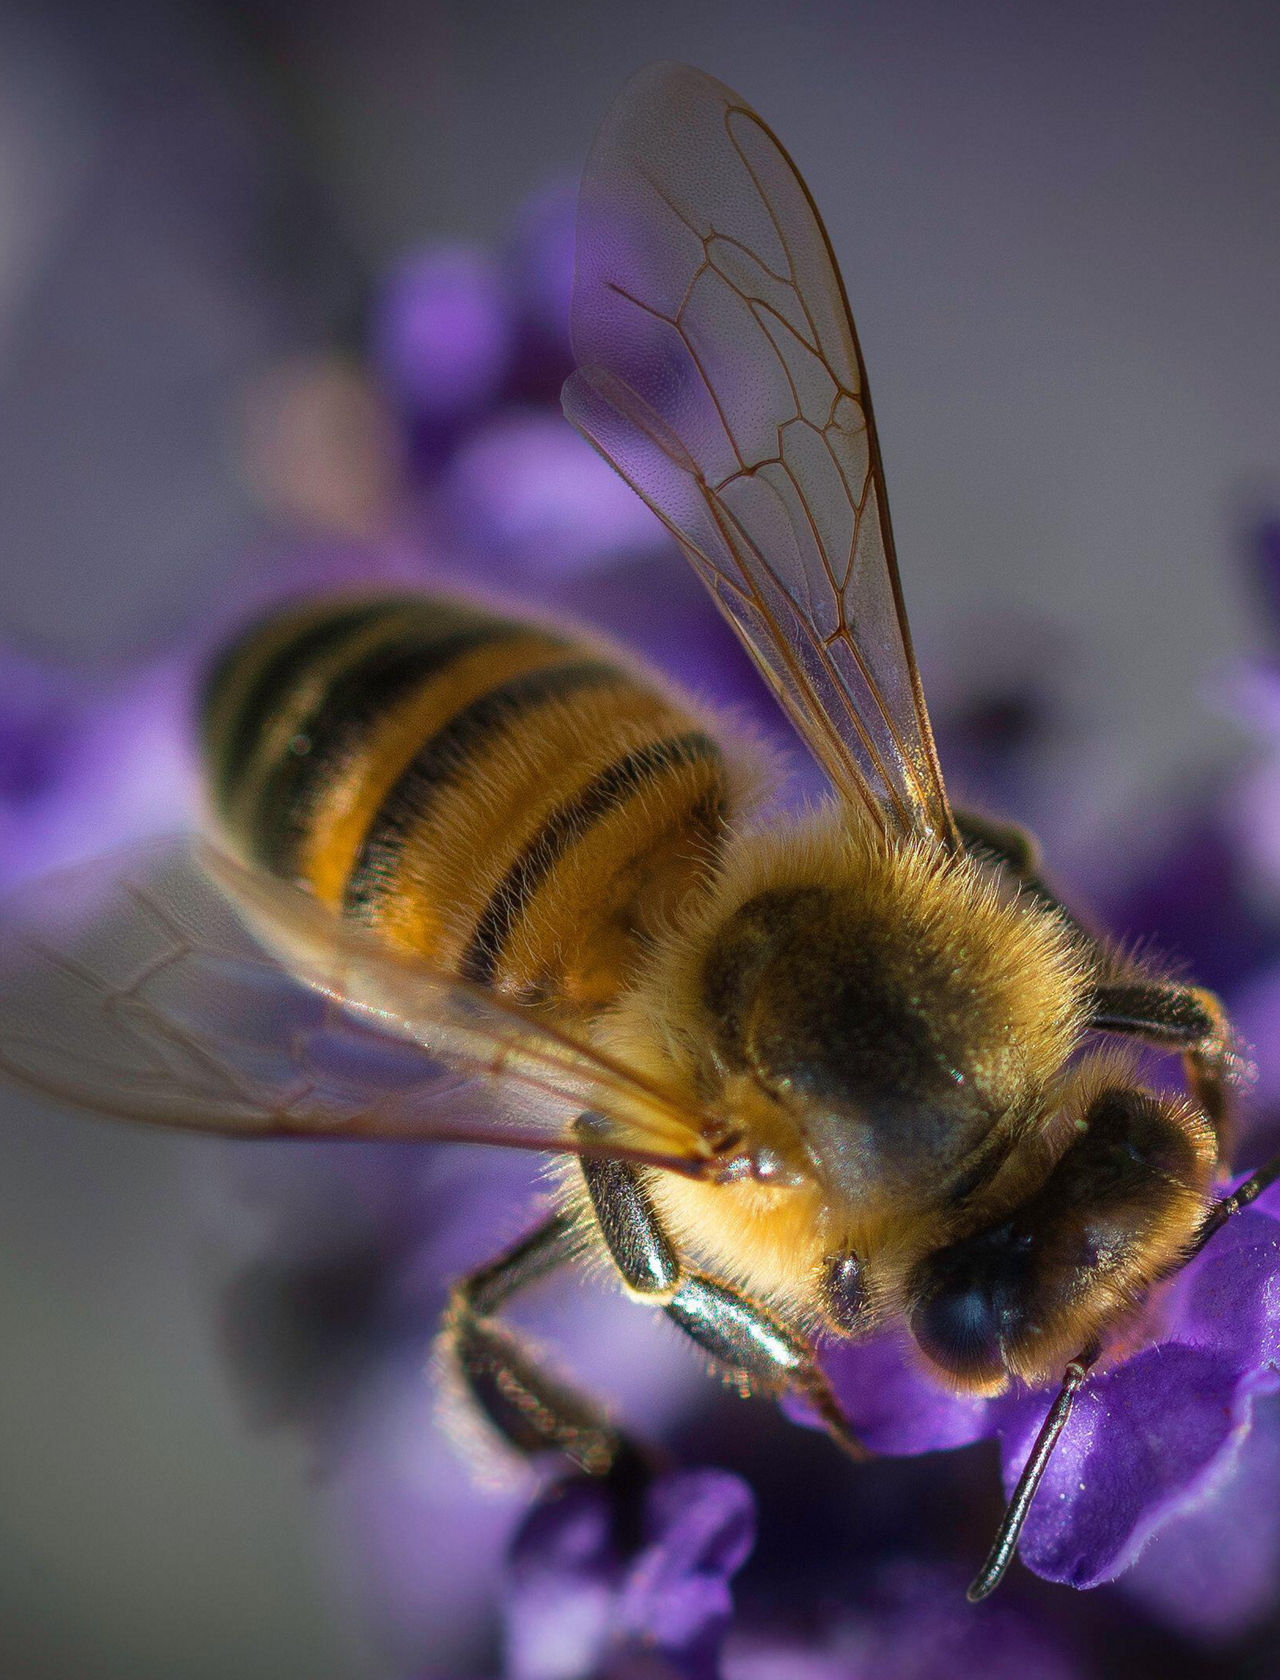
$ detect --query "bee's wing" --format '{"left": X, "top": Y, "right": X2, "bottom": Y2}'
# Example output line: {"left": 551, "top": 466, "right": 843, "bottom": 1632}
{"left": 0, "top": 839, "right": 719, "bottom": 1176}
{"left": 562, "top": 62, "right": 956, "bottom": 847}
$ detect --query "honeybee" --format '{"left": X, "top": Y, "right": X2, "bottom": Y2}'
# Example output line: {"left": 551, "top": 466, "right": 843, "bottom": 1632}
{"left": 0, "top": 62, "right": 1271, "bottom": 1602}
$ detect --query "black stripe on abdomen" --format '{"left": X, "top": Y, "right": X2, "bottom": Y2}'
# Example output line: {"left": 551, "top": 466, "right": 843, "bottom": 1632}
{"left": 343, "top": 658, "right": 622, "bottom": 917}
{"left": 252, "top": 619, "right": 525, "bottom": 876}
{"left": 204, "top": 599, "right": 400, "bottom": 815}
{"left": 458, "top": 730, "right": 722, "bottom": 986}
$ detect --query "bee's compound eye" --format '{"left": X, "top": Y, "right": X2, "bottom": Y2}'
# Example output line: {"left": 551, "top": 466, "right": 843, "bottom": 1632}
{"left": 909, "top": 1282, "right": 1006, "bottom": 1386}
{"left": 908, "top": 1226, "right": 1028, "bottom": 1387}
{"left": 819, "top": 1249, "right": 872, "bottom": 1334}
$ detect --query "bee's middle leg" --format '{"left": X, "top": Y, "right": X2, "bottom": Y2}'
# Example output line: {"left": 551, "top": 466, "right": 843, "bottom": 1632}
{"left": 442, "top": 1209, "right": 641, "bottom": 1477}
{"left": 581, "top": 1153, "right": 870, "bottom": 1463}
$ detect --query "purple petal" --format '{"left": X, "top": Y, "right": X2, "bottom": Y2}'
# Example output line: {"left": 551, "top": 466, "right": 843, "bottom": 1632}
{"left": 997, "top": 1344, "right": 1269, "bottom": 1588}
{"left": 1001, "top": 1204, "right": 1280, "bottom": 1589}
{"left": 215, "top": 1140, "right": 539, "bottom": 1446}
{"left": 0, "top": 651, "right": 196, "bottom": 889}
{"left": 1124, "top": 1394, "right": 1280, "bottom": 1639}
{"left": 506, "top": 1469, "right": 754, "bottom": 1680}
{"left": 507, "top": 1481, "right": 616, "bottom": 1680}
{"left": 1171, "top": 1202, "right": 1280, "bottom": 1367}
{"left": 791, "top": 1330, "right": 998, "bottom": 1456}
{"left": 724, "top": 1560, "right": 1085, "bottom": 1680}
{"left": 0, "top": 649, "right": 78, "bottom": 808}
{"left": 616, "top": 1471, "right": 755, "bottom": 1663}
{"left": 504, "top": 180, "right": 577, "bottom": 397}
{"left": 445, "top": 412, "right": 662, "bottom": 577}
{"left": 1233, "top": 963, "right": 1280, "bottom": 1113}
{"left": 1098, "top": 802, "right": 1271, "bottom": 1001}
{"left": 332, "top": 1368, "right": 533, "bottom": 1676}
{"left": 1248, "top": 516, "right": 1280, "bottom": 648}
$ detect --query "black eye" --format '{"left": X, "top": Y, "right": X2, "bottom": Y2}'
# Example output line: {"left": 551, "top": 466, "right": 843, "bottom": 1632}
{"left": 910, "top": 1282, "right": 1006, "bottom": 1384}
{"left": 908, "top": 1225, "right": 1030, "bottom": 1386}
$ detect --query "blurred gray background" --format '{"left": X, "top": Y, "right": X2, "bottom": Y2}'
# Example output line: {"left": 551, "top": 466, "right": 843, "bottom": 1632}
{"left": 0, "top": 1, "right": 1277, "bottom": 1675}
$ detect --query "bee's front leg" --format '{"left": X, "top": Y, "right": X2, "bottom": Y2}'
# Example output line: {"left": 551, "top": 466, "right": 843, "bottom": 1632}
{"left": 664, "top": 1274, "right": 871, "bottom": 1462}
{"left": 579, "top": 1150, "right": 870, "bottom": 1464}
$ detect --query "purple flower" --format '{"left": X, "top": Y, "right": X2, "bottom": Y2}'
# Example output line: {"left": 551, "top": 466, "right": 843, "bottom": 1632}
{"left": 502, "top": 181, "right": 578, "bottom": 401}
{"left": 1123, "top": 1392, "right": 1280, "bottom": 1640}
{"left": 1097, "top": 803, "right": 1276, "bottom": 1001}
{"left": 1248, "top": 517, "right": 1280, "bottom": 657}
{"left": 505, "top": 1469, "right": 754, "bottom": 1680}
{"left": 374, "top": 245, "right": 514, "bottom": 435}
{"left": 0, "top": 646, "right": 196, "bottom": 891}
{"left": 786, "top": 1183, "right": 1280, "bottom": 1619}
{"left": 722, "top": 1560, "right": 1086, "bottom": 1680}
{"left": 444, "top": 411, "right": 662, "bottom": 576}
{"left": 494, "top": 1470, "right": 1090, "bottom": 1680}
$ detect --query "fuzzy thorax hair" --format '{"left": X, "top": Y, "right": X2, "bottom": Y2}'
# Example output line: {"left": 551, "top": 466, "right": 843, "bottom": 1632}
{"left": 595, "top": 804, "right": 1096, "bottom": 1319}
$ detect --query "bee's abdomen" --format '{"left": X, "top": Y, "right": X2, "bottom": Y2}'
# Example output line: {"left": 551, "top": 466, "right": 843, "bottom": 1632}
{"left": 202, "top": 594, "right": 730, "bottom": 1012}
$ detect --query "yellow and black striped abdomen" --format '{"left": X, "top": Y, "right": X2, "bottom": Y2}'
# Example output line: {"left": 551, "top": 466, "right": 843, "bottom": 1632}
{"left": 201, "top": 594, "right": 733, "bottom": 1015}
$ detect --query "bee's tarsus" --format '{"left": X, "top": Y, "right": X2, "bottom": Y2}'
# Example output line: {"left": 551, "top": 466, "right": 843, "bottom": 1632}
{"left": 442, "top": 1211, "right": 646, "bottom": 1476}
{"left": 799, "top": 1370, "right": 874, "bottom": 1465}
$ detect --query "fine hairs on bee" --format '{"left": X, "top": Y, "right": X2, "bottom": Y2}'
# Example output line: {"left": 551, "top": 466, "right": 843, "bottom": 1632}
{"left": 591, "top": 808, "right": 1095, "bottom": 1333}
{"left": 201, "top": 589, "right": 760, "bottom": 1018}
{"left": 0, "top": 59, "right": 1267, "bottom": 1608}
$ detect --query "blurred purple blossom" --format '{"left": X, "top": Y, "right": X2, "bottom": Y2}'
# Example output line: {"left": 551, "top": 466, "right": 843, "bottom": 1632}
{"left": 0, "top": 650, "right": 196, "bottom": 891}
{"left": 444, "top": 411, "right": 661, "bottom": 575}
{"left": 502, "top": 182, "right": 578, "bottom": 390}
{"left": 414, "top": 1473, "right": 1088, "bottom": 1680}
{"left": 374, "top": 245, "right": 514, "bottom": 436}
{"left": 504, "top": 1469, "right": 753, "bottom": 1680}
{"left": 1248, "top": 518, "right": 1280, "bottom": 655}
{"left": 721, "top": 1559, "right": 1086, "bottom": 1680}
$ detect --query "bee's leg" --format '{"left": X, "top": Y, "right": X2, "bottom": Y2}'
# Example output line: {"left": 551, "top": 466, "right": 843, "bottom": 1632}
{"left": 442, "top": 1210, "right": 641, "bottom": 1477}
{"left": 1188, "top": 1146, "right": 1280, "bottom": 1256}
{"left": 954, "top": 810, "right": 1041, "bottom": 877}
{"left": 956, "top": 812, "right": 1240, "bottom": 1154}
{"left": 664, "top": 1274, "right": 871, "bottom": 1461}
{"left": 1086, "top": 980, "right": 1237, "bottom": 1154}
{"left": 955, "top": 810, "right": 1093, "bottom": 937}
{"left": 579, "top": 1151, "right": 871, "bottom": 1462}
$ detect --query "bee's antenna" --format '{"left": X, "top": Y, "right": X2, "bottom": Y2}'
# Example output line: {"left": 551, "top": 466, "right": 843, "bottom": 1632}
{"left": 968, "top": 1153, "right": 1280, "bottom": 1604}
{"left": 966, "top": 1343, "right": 1099, "bottom": 1604}
{"left": 1187, "top": 1148, "right": 1280, "bottom": 1260}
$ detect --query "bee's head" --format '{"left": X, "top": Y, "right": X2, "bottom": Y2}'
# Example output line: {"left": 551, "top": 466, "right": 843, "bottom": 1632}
{"left": 694, "top": 839, "right": 1088, "bottom": 1209}
{"left": 905, "top": 1074, "right": 1217, "bottom": 1389}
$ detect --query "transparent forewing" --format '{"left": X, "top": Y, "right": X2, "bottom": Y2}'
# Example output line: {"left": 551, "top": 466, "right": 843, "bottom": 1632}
{"left": 563, "top": 62, "right": 954, "bottom": 845}
{"left": 0, "top": 839, "right": 715, "bottom": 1173}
